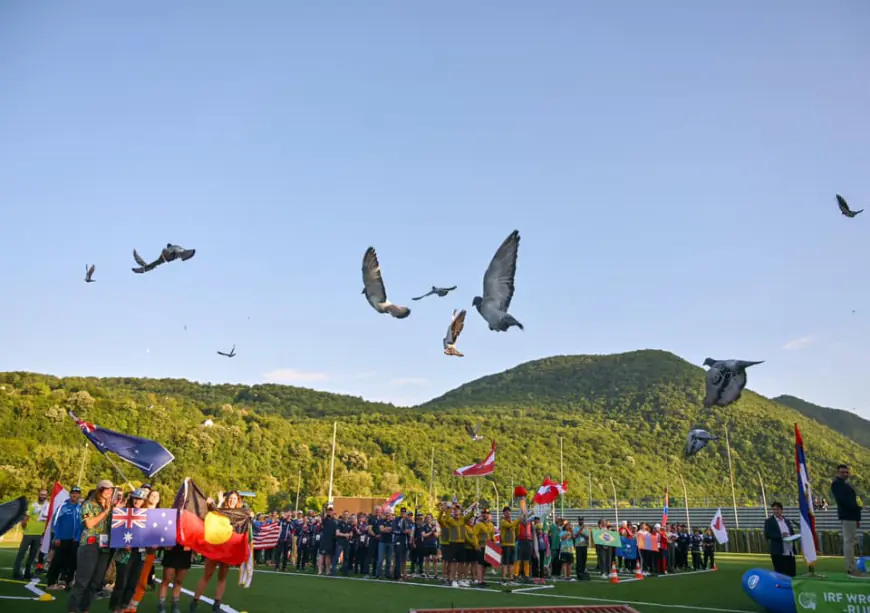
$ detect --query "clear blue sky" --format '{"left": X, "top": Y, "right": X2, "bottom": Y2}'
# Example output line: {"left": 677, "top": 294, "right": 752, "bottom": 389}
{"left": 2, "top": 1, "right": 869, "bottom": 415}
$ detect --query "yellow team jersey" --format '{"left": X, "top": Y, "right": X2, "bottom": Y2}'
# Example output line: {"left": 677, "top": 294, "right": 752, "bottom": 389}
{"left": 464, "top": 524, "right": 476, "bottom": 549}
{"left": 439, "top": 511, "right": 468, "bottom": 544}
{"left": 474, "top": 521, "right": 495, "bottom": 548}
{"left": 500, "top": 518, "right": 520, "bottom": 546}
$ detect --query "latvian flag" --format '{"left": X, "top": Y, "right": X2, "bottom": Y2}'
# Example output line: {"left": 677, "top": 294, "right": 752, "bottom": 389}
{"left": 454, "top": 441, "right": 496, "bottom": 477}
{"left": 484, "top": 541, "right": 502, "bottom": 568}
{"left": 253, "top": 521, "right": 280, "bottom": 550}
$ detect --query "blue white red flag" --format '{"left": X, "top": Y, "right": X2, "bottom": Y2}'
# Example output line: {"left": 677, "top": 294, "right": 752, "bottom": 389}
{"left": 385, "top": 492, "right": 405, "bottom": 512}
{"left": 794, "top": 424, "right": 818, "bottom": 565}
{"left": 111, "top": 507, "right": 178, "bottom": 549}
{"left": 70, "top": 412, "right": 174, "bottom": 478}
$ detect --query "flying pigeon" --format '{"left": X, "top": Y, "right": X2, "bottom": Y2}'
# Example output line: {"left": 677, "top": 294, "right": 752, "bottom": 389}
{"left": 84, "top": 264, "right": 96, "bottom": 283}
{"left": 472, "top": 230, "right": 524, "bottom": 332}
{"left": 465, "top": 423, "right": 483, "bottom": 442}
{"left": 412, "top": 286, "right": 458, "bottom": 301}
{"left": 443, "top": 309, "right": 466, "bottom": 357}
{"left": 702, "top": 358, "right": 764, "bottom": 408}
{"left": 361, "top": 247, "right": 410, "bottom": 319}
{"left": 132, "top": 243, "right": 196, "bottom": 274}
{"left": 217, "top": 344, "right": 236, "bottom": 358}
{"left": 686, "top": 428, "right": 718, "bottom": 457}
{"left": 836, "top": 194, "right": 863, "bottom": 218}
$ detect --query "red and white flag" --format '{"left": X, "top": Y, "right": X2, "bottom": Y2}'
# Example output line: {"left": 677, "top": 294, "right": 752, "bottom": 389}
{"left": 253, "top": 522, "right": 280, "bottom": 550}
{"left": 533, "top": 477, "right": 568, "bottom": 505}
{"left": 484, "top": 541, "right": 502, "bottom": 568}
{"left": 40, "top": 482, "right": 68, "bottom": 554}
{"left": 709, "top": 508, "right": 729, "bottom": 544}
{"left": 453, "top": 442, "right": 496, "bottom": 477}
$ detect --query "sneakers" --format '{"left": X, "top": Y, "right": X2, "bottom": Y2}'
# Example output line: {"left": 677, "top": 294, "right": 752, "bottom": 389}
{"left": 847, "top": 571, "right": 869, "bottom": 578}
{"left": 171, "top": 603, "right": 181, "bottom": 613}
{"left": 46, "top": 584, "right": 64, "bottom": 591}
{"left": 157, "top": 602, "right": 166, "bottom": 613}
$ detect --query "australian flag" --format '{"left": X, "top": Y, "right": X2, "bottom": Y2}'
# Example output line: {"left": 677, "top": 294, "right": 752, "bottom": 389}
{"left": 69, "top": 412, "right": 174, "bottom": 478}
{"left": 111, "top": 507, "right": 178, "bottom": 548}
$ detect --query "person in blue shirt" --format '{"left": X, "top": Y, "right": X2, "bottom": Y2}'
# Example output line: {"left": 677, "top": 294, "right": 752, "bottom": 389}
{"left": 46, "top": 486, "right": 83, "bottom": 590}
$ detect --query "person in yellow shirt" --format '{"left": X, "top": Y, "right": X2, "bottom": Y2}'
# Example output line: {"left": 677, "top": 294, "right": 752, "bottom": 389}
{"left": 463, "top": 517, "right": 477, "bottom": 583}
{"left": 13, "top": 489, "right": 49, "bottom": 580}
{"left": 473, "top": 508, "right": 496, "bottom": 586}
{"left": 437, "top": 501, "right": 477, "bottom": 587}
{"left": 499, "top": 507, "right": 520, "bottom": 585}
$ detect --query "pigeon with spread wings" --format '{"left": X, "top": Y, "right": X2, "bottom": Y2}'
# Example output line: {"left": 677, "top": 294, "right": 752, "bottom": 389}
{"left": 412, "top": 286, "right": 458, "bottom": 301}
{"left": 703, "top": 358, "right": 763, "bottom": 408}
{"left": 685, "top": 428, "right": 718, "bottom": 457}
{"left": 443, "top": 309, "right": 466, "bottom": 357}
{"left": 465, "top": 423, "right": 483, "bottom": 442}
{"left": 361, "top": 247, "right": 410, "bottom": 319}
{"left": 132, "top": 243, "right": 196, "bottom": 274}
{"left": 84, "top": 264, "right": 96, "bottom": 283}
{"left": 473, "top": 230, "right": 523, "bottom": 331}
{"left": 217, "top": 345, "right": 236, "bottom": 358}
{"left": 837, "top": 194, "right": 863, "bottom": 218}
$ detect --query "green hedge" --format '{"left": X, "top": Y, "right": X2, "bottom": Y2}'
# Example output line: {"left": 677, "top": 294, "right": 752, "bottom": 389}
{"left": 722, "top": 529, "right": 870, "bottom": 556}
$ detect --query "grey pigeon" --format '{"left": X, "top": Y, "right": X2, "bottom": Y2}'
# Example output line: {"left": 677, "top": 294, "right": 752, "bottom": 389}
{"left": 217, "top": 344, "right": 236, "bottom": 358}
{"left": 361, "top": 247, "right": 410, "bottom": 319}
{"left": 443, "top": 309, "right": 466, "bottom": 357}
{"left": 465, "top": 423, "right": 483, "bottom": 442}
{"left": 836, "top": 194, "right": 863, "bottom": 218}
{"left": 412, "top": 285, "right": 458, "bottom": 301}
{"left": 702, "top": 357, "right": 764, "bottom": 408}
{"left": 686, "top": 428, "right": 718, "bottom": 457}
{"left": 84, "top": 264, "right": 96, "bottom": 283}
{"left": 472, "top": 230, "right": 523, "bottom": 332}
{"left": 132, "top": 243, "right": 196, "bottom": 274}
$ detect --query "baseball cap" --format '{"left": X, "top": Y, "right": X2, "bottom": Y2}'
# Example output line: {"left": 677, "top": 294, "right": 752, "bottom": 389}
{"left": 70, "top": 486, "right": 81, "bottom": 493}
{"left": 132, "top": 488, "right": 147, "bottom": 499}
{"left": 97, "top": 479, "right": 114, "bottom": 490}
{"left": 326, "top": 505, "right": 334, "bottom": 511}
{"left": 141, "top": 483, "right": 152, "bottom": 490}
{"left": 654, "top": 523, "right": 661, "bottom": 529}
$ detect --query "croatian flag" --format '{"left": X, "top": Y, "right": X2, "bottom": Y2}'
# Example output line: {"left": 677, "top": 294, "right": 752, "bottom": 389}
{"left": 662, "top": 487, "right": 669, "bottom": 526}
{"left": 794, "top": 424, "right": 818, "bottom": 565}
{"left": 385, "top": 492, "right": 405, "bottom": 512}
{"left": 454, "top": 442, "right": 496, "bottom": 477}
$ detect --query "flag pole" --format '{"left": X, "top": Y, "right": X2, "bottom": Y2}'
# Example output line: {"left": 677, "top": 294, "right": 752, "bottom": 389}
{"left": 429, "top": 447, "right": 435, "bottom": 509}
{"left": 609, "top": 476, "right": 619, "bottom": 525}
{"left": 678, "top": 473, "right": 691, "bottom": 531}
{"left": 725, "top": 430, "right": 739, "bottom": 528}
{"left": 294, "top": 470, "right": 302, "bottom": 512}
{"left": 102, "top": 453, "right": 136, "bottom": 491}
{"left": 559, "top": 436, "right": 565, "bottom": 517}
{"left": 327, "top": 421, "right": 338, "bottom": 506}
{"left": 588, "top": 473, "right": 592, "bottom": 508}
{"left": 476, "top": 476, "right": 480, "bottom": 506}
{"left": 76, "top": 443, "right": 90, "bottom": 487}
{"left": 758, "top": 472, "right": 768, "bottom": 516}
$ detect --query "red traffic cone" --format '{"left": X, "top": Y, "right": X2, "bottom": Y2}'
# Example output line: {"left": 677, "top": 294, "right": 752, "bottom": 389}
{"left": 712, "top": 562, "right": 718, "bottom": 571}
{"left": 609, "top": 560, "right": 620, "bottom": 583}
{"left": 634, "top": 559, "right": 644, "bottom": 579}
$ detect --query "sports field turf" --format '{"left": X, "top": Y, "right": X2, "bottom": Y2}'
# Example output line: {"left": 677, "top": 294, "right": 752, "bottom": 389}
{"left": 0, "top": 545, "right": 848, "bottom": 613}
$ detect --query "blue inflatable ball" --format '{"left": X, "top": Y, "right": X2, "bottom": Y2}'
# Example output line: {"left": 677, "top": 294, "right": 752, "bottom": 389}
{"left": 742, "top": 568, "right": 796, "bottom": 613}
{"left": 858, "top": 556, "right": 870, "bottom": 572}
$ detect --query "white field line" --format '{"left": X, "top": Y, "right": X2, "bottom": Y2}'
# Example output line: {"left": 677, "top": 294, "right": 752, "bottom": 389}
{"left": 153, "top": 578, "right": 239, "bottom": 613}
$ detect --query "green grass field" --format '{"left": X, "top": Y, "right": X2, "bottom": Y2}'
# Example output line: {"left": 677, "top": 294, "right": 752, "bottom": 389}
{"left": 0, "top": 544, "right": 849, "bottom": 613}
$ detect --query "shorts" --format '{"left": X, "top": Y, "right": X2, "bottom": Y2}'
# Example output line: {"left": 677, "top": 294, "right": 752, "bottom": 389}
{"left": 477, "top": 548, "right": 491, "bottom": 567}
{"left": 560, "top": 551, "right": 575, "bottom": 563}
{"left": 501, "top": 545, "right": 516, "bottom": 565}
{"left": 446, "top": 542, "right": 464, "bottom": 563}
{"left": 162, "top": 545, "right": 192, "bottom": 570}
{"left": 464, "top": 547, "right": 475, "bottom": 562}
{"left": 518, "top": 540, "right": 533, "bottom": 561}
{"left": 423, "top": 546, "right": 438, "bottom": 558}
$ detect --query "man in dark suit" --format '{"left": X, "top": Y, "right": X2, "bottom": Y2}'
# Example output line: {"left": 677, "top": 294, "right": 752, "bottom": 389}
{"left": 763, "top": 502, "right": 796, "bottom": 577}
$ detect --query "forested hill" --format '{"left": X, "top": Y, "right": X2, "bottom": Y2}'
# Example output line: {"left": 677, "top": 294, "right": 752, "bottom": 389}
{"left": 1, "top": 349, "right": 867, "bottom": 513}
{"left": 773, "top": 394, "right": 870, "bottom": 450}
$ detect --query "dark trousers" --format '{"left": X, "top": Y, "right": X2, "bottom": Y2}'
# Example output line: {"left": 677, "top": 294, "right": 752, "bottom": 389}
{"left": 67, "top": 544, "right": 111, "bottom": 613}
{"left": 366, "top": 540, "right": 379, "bottom": 575}
{"left": 640, "top": 549, "right": 653, "bottom": 573}
{"left": 352, "top": 542, "right": 365, "bottom": 574}
{"left": 46, "top": 541, "right": 78, "bottom": 586}
{"left": 551, "top": 547, "right": 561, "bottom": 576}
{"left": 333, "top": 540, "right": 349, "bottom": 575}
{"left": 692, "top": 551, "right": 702, "bottom": 570}
{"left": 13, "top": 535, "right": 42, "bottom": 579}
{"left": 703, "top": 549, "right": 714, "bottom": 569}
{"left": 393, "top": 543, "right": 408, "bottom": 579}
{"left": 274, "top": 540, "right": 291, "bottom": 570}
{"left": 677, "top": 547, "right": 688, "bottom": 569}
{"left": 110, "top": 550, "right": 142, "bottom": 611}
{"left": 575, "top": 546, "right": 588, "bottom": 576}
{"left": 411, "top": 544, "right": 423, "bottom": 574}
{"left": 771, "top": 554, "right": 796, "bottom": 577}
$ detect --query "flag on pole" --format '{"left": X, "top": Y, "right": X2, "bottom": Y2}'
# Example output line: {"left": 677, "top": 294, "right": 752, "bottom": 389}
{"left": 384, "top": 492, "right": 405, "bottom": 513}
{"left": 709, "top": 508, "right": 729, "bottom": 544}
{"left": 794, "top": 424, "right": 818, "bottom": 565}
{"left": 533, "top": 477, "right": 567, "bottom": 505}
{"left": 40, "top": 482, "right": 68, "bottom": 554}
{"left": 453, "top": 442, "right": 496, "bottom": 477}
{"left": 484, "top": 541, "right": 502, "bottom": 567}
{"left": 0, "top": 497, "right": 27, "bottom": 540}
{"left": 662, "top": 487, "right": 669, "bottom": 526}
{"left": 70, "top": 412, "right": 174, "bottom": 478}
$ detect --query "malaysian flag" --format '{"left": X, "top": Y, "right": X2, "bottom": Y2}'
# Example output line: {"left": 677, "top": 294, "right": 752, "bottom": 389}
{"left": 795, "top": 424, "right": 818, "bottom": 567}
{"left": 253, "top": 522, "right": 280, "bottom": 550}
{"left": 110, "top": 508, "right": 178, "bottom": 549}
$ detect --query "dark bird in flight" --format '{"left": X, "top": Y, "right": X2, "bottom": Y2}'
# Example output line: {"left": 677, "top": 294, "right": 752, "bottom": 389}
{"left": 412, "top": 286, "right": 458, "bottom": 301}
{"left": 443, "top": 309, "right": 467, "bottom": 357}
{"left": 836, "top": 194, "right": 863, "bottom": 218}
{"left": 361, "top": 247, "right": 410, "bottom": 319}
{"left": 702, "top": 358, "right": 764, "bottom": 408}
{"left": 132, "top": 244, "right": 196, "bottom": 274}
{"left": 473, "top": 230, "right": 523, "bottom": 332}
{"left": 217, "top": 345, "right": 236, "bottom": 358}
{"left": 465, "top": 423, "right": 484, "bottom": 442}
{"left": 84, "top": 264, "right": 96, "bottom": 283}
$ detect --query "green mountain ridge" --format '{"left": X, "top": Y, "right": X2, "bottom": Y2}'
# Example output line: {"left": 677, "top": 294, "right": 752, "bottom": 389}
{"left": 1, "top": 349, "right": 866, "bottom": 513}
{"left": 773, "top": 394, "right": 870, "bottom": 450}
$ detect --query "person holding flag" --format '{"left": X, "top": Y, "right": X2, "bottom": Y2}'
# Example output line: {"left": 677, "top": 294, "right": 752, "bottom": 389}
{"left": 46, "top": 486, "right": 82, "bottom": 590}
{"left": 68, "top": 479, "right": 116, "bottom": 613}
{"left": 472, "top": 507, "right": 496, "bottom": 586}
{"left": 12, "top": 487, "right": 48, "bottom": 580}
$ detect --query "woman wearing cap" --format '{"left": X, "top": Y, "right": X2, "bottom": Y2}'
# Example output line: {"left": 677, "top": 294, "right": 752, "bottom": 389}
{"left": 110, "top": 489, "right": 147, "bottom": 613}
{"left": 68, "top": 479, "right": 115, "bottom": 613}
